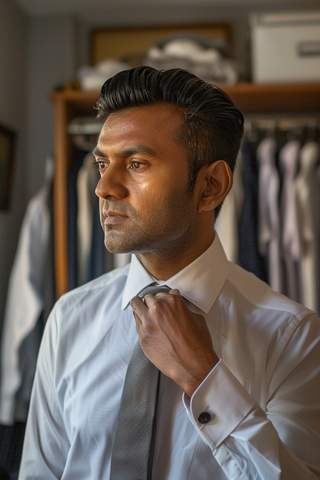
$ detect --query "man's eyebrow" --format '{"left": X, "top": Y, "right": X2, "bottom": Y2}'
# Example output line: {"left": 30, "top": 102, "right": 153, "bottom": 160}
{"left": 92, "top": 144, "right": 157, "bottom": 159}
{"left": 119, "top": 145, "right": 158, "bottom": 158}
{"left": 92, "top": 147, "right": 107, "bottom": 158}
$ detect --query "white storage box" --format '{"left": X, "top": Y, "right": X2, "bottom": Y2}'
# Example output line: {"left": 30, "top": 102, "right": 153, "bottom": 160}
{"left": 250, "top": 11, "right": 320, "bottom": 83}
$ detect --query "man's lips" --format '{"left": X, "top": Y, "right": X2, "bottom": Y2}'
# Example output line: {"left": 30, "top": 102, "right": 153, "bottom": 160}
{"left": 103, "top": 210, "right": 129, "bottom": 225}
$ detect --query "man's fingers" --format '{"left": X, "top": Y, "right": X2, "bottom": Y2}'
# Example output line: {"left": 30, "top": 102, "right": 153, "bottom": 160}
{"left": 130, "top": 297, "right": 146, "bottom": 334}
{"left": 168, "top": 289, "right": 181, "bottom": 296}
{"left": 130, "top": 288, "right": 183, "bottom": 321}
{"left": 130, "top": 296, "right": 146, "bottom": 317}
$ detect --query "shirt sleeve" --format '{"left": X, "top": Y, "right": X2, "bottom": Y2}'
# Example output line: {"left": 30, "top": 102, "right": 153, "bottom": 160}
{"left": 18, "top": 304, "right": 69, "bottom": 480}
{"left": 183, "top": 313, "right": 320, "bottom": 479}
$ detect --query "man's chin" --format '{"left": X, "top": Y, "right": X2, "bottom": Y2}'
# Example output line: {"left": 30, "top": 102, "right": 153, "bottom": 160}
{"left": 105, "top": 244, "right": 131, "bottom": 255}
{"left": 104, "top": 237, "right": 132, "bottom": 255}
{"left": 104, "top": 231, "right": 154, "bottom": 255}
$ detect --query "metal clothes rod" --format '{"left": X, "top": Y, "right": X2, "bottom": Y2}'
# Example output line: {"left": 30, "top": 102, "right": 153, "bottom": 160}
{"left": 244, "top": 113, "right": 320, "bottom": 133}
{"left": 67, "top": 114, "right": 320, "bottom": 136}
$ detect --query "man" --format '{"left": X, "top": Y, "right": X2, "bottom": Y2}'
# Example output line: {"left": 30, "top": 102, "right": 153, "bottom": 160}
{"left": 19, "top": 67, "right": 320, "bottom": 479}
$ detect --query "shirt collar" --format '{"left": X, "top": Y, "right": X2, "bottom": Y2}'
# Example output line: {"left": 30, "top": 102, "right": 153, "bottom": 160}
{"left": 121, "top": 232, "right": 229, "bottom": 314}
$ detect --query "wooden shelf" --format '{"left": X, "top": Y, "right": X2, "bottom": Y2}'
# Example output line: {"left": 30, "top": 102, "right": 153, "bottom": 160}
{"left": 50, "top": 82, "right": 320, "bottom": 298}
{"left": 50, "top": 90, "right": 100, "bottom": 116}
{"left": 50, "top": 82, "right": 320, "bottom": 115}
{"left": 224, "top": 82, "right": 320, "bottom": 112}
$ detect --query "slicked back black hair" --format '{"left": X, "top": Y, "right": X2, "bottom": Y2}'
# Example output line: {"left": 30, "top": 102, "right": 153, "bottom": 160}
{"left": 96, "top": 66, "right": 244, "bottom": 216}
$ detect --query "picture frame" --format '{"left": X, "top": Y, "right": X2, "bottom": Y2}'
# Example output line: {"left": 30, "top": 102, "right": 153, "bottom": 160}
{"left": 90, "top": 23, "right": 231, "bottom": 66}
{"left": 0, "top": 122, "right": 16, "bottom": 211}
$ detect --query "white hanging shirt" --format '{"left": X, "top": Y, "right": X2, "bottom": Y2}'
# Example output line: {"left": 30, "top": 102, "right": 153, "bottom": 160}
{"left": 215, "top": 152, "right": 243, "bottom": 263}
{"left": 294, "top": 141, "right": 320, "bottom": 313}
{"left": 257, "top": 136, "right": 282, "bottom": 292}
{"left": 279, "top": 140, "right": 302, "bottom": 303}
{"left": 0, "top": 163, "right": 53, "bottom": 424}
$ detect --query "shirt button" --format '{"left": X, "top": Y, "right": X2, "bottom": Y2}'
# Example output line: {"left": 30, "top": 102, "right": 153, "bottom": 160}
{"left": 198, "top": 412, "right": 211, "bottom": 424}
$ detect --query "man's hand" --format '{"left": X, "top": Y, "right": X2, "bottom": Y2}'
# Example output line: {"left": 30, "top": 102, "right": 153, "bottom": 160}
{"left": 130, "top": 289, "right": 219, "bottom": 397}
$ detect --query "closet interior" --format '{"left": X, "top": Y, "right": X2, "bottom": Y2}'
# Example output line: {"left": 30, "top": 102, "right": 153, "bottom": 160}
{"left": 51, "top": 82, "right": 320, "bottom": 299}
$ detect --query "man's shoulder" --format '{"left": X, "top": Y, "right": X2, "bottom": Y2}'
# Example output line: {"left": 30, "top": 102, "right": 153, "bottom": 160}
{"left": 56, "top": 263, "right": 130, "bottom": 311}
{"left": 226, "top": 261, "right": 314, "bottom": 321}
{"left": 41, "top": 263, "right": 133, "bottom": 383}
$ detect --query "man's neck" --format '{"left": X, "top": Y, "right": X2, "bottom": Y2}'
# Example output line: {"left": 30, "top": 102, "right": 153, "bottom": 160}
{"left": 136, "top": 233, "right": 215, "bottom": 281}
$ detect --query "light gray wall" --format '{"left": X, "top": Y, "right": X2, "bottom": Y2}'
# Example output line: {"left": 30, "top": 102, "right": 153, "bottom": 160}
{"left": 0, "top": 7, "right": 79, "bottom": 331}
{"left": 0, "top": 0, "right": 27, "bottom": 332}
{"left": 26, "top": 14, "right": 78, "bottom": 200}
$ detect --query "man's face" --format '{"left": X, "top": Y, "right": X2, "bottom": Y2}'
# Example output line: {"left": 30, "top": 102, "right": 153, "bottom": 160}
{"left": 94, "top": 103, "right": 199, "bottom": 256}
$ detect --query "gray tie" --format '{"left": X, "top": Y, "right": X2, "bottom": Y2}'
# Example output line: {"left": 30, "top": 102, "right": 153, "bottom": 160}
{"left": 110, "top": 284, "right": 171, "bottom": 480}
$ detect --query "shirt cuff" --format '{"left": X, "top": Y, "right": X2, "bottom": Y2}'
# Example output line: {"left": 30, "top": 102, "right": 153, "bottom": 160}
{"left": 183, "top": 360, "right": 255, "bottom": 449}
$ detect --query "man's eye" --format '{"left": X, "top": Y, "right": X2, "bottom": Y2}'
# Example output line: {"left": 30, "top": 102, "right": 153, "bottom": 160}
{"left": 129, "top": 161, "right": 145, "bottom": 170}
{"left": 94, "top": 161, "right": 107, "bottom": 173}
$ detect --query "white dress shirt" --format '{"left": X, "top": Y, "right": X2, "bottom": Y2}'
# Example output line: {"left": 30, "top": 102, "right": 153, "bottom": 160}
{"left": 19, "top": 234, "right": 320, "bottom": 479}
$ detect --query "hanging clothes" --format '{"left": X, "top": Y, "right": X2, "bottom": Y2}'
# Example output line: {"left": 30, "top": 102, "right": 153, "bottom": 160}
{"left": 224, "top": 116, "right": 320, "bottom": 314}
{"left": 67, "top": 149, "right": 88, "bottom": 290}
{"left": 113, "top": 252, "right": 132, "bottom": 269}
{"left": 238, "top": 139, "right": 269, "bottom": 283}
{"left": 77, "top": 152, "right": 99, "bottom": 285}
{"left": 294, "top": 140, "right": 320, "bottom": 312}
{"left": 278, "top": 139, "right": 302, "bottom": 304}
{"left": 0, "top": 159, "right": 55, "bottom": 427}
{"left": 68, "top": 117, "right": 132, "bottom": 284}
{"left": 257, "top": 136, "right": 282, "bottom": 293}
{"left": 0, "top": 421, "right": 25, "bottom": 474}
{"left": 85, "top": 195, "right": 106, "bottom": 282}
{"left": 316, "top": 160, "right": 320, "bottom": 314}
{"left": 215, "top": 151, "right": 243, "bottom": 263}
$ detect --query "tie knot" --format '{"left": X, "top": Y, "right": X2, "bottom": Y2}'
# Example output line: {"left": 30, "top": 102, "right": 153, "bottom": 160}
{"left": 138, "top": 284, "right": 171, "bottom": 301}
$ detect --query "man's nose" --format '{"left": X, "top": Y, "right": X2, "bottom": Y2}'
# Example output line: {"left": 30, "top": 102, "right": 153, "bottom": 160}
{"left": 95, "top": 165, "right": 127, "bottom": 200}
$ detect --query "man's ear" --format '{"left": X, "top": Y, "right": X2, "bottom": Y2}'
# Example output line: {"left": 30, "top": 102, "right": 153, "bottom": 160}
{"left": 196, "top": 161, "right": 233, "bottom": 213}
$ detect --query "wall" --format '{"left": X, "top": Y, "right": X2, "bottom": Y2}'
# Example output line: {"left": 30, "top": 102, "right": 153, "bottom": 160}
{"left": 26, "top": 14, "right": 78, "bottom": 200}
{"left": 0, "top": 7, "right": 78, "bottom": 333}
{"left": 0, "top": 0, "right": 27, "bottom": 333}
